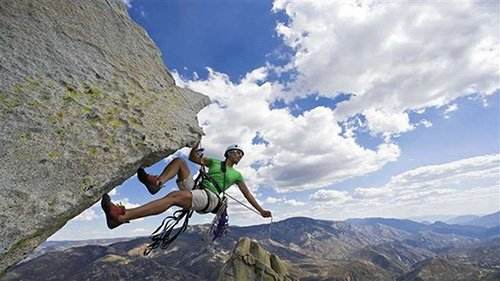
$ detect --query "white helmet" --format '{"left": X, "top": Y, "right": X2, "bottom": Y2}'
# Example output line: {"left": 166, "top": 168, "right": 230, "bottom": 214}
{"left": 224, "top": 144, "right": 244, "bottom": 158}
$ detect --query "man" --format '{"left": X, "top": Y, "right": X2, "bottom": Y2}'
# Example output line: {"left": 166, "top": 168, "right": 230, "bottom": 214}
{"left": 101, "top": 141, "right": 272, "bottom": 229}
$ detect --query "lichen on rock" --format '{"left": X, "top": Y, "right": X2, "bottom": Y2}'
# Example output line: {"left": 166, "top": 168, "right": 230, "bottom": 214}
{"left": 0, "top": 0, "right": 210, "bottom": 274}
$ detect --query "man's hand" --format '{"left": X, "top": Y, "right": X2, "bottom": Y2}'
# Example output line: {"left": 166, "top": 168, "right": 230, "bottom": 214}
{"left": 189, "top": 140, "right": 207, "bottom": 166}
{"left": 236, "top": 182, "right": 272, "bottom": 219}
{"left": 260, "top": 210, "right": 272, "bottom": 218}
{"left": 192, "top": 140, "right": 201, "bottom": 148}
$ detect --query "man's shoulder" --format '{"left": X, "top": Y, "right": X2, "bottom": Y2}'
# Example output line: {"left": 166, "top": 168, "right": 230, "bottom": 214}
{"left": 206, "top": 157, "right": 222, "bottom": 166}
{"left": 228, "top": 167, "right": 244, "bottom": 180}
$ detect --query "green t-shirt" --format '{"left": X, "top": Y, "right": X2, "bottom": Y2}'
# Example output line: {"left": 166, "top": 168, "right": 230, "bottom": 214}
{"left": 201, "top": 158, "right": 244, "bottom": 195}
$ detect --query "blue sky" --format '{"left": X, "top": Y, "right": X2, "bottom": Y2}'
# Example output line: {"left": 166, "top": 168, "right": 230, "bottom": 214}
{"left": 50, "top": 0, "right": 499, "bottom": 240}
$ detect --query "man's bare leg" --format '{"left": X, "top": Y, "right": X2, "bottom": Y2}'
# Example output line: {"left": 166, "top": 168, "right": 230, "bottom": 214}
{"left": 157, "top": 158, "right": 191, "bottom": 185}
{"left": 138, "top": 158, "right": 191, "bottom": 194}
{"left": 118, "top": 190, "right": 192, "bottom": 222}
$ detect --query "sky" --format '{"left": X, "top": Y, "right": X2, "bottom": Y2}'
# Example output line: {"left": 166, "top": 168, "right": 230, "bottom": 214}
{"left": 50, "top": 0, "right": 499, "bottom": 240}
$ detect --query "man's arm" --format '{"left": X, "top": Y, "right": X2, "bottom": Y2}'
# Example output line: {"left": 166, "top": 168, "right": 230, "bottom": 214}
{"left": 236, "top": 181, "right": 272, "bottom": 218}
{"left": 188, "top": 140, "right": 209, "bottom": 166}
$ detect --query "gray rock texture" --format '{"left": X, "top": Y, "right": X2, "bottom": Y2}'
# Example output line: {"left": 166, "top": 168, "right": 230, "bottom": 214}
{"left": 0, "top": 0, "right": 209, "bottom": 274}
{"left": 218, "top": 237, "right": 296, "bottom": 281}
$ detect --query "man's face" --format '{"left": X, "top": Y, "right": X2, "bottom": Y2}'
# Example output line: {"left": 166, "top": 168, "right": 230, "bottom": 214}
{"left": 229, "top": 150, "right": 243, "bottom": 164}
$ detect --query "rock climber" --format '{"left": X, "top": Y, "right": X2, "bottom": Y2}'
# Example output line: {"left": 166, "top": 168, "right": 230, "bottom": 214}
{"left": 101, "top": 141, "right": 272, "bottom": 229}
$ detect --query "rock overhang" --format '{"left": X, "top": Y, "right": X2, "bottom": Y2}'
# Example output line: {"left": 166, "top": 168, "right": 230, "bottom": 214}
{"left": 0, "top": 0, "right": 210, "bottom": 274}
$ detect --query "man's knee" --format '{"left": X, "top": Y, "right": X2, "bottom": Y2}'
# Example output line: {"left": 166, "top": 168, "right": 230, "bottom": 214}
{"left": 172, "top": 157, "right": 186, "bottom": 165}
{"left": 173, "top": 158, "right": 190, "bottom": 179}
{"left": 169, "top": 191, "right": 192, "bottom": 209}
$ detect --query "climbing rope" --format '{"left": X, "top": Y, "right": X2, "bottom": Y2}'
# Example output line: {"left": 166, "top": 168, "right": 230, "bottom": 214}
{"left": 225, "top": 193, "right": 261, "bottom": 216}
{"left": 143, "top": 165, "right": 206, "bottom": 256}
{"left": 143, "top": 208, "right": 193, "bottom": 255}
{"left": 224, "top": 193, "right": 274, "bottom": 240}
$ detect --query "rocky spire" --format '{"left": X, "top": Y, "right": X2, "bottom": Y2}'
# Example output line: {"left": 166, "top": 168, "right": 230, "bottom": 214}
{"left": 218, "top": 237, "right": 296, "bottom": 281}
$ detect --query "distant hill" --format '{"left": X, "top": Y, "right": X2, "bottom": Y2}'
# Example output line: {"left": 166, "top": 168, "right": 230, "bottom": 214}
{"left": 441, "top": 211, "right": 500, "bottom": 228}
{"left": 347, "top": 217, "right": 494, "bottom": 239}
{"left": 347, "top": 217, "right": 426, "bottom": 233}
{"left": 465, "top": 211, "right": 500, "bottom": 228}
{"left": 23, "top": 237, "right": 134, "bottom": 262}
{"left": 3, "top": 216, "right": 500, "bottom": 281}
{"left": 397, "top": 257, "right": 482, "bottom": 281}
{"left": 410, "top": 211, "right": 500, "bottom": 227}
{"left": 445, "top": 215, "right": 480, "bottom": 225}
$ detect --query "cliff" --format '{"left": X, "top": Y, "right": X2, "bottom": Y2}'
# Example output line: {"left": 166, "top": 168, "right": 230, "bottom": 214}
{"left": 0, "top": 0, "right": 209, "bottom": 274}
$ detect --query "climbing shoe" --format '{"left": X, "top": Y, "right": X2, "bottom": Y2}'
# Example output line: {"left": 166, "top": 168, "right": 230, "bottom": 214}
{"left": 101, "top": 194, "right": 127, "bottom": 229}
{"left": 137, "top": 167, "right": 161, "bottom": 194}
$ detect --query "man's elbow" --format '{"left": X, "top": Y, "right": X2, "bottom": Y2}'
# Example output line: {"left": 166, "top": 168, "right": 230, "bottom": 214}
{"left": 188, "top": 152, "right": 197, "bottom": 162}
{"left": 189, "top": 155, "right": 203, "bottom": 165}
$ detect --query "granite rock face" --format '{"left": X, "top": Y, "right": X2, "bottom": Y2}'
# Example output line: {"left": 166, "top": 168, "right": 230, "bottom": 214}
{"left": 218, "top": 237, "right": 295, "bottom": 281}
{"left": 0, "top": 0, "right": 209, "bottom": 274}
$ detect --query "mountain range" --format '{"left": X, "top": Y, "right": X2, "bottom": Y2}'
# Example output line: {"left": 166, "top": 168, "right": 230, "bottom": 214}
{"left": 410, "top": 211, "right": 500, "bottom": 227}
{"left": 449, "top": 211, "right": 500, "bottom": 228}
{"left": 2, "top": 212, "right": 499, "bottom": 281}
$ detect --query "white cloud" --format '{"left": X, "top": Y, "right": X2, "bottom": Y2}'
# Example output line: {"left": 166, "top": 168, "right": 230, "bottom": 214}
{"left": 171, "top": 0, "right": 499, "bottom": 194}
{"left": 263, "top": 196, "right": 305, "bottom": 207}
{"left": 283, "top": 199, "right": 306, "bottom": 206}
{"left": 287, "top": 154, "right": 500, "bottom": 220}
{"left": 310, "top": 189, "right": 352, "bottom": 204}
{"left": 443, "top": 103, "right": 459, "bottom": 119}
{"left": 444, "top": 103, "right": 458, "bottom": 114}
{"left": 272, "top": 0, "right": 499, "bottom": 135}
{"left": 173, "top": 68, "right": 400, "bottom": 193}
{"left": 349, "top": 154, "right": 500, "bottom": 217}
{"left": 419, "top": 119, "right": 432, "bottom": 128}
{"left": 116, "top": 198, "right": 141, "bottom": 209}
{"left": 265, "top": 197, "right": 282, "bottom": 204}
{"left": 363, "top": 108, "right": 414, "bottom": 137}
{"left": 163, "top": 147, "right": 190, "bottom": 163}
{"left": 73, "top": 205, "right": 100, "bottom": 222}
{"left": 120, "top": 0, "right": 132, "bottom": 8}
{"left": 153, "top": 1, "right": 500, "bottom": 225}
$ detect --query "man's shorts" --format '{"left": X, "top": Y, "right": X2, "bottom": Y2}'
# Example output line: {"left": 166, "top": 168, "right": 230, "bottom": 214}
{"left": 177, "top": 175, "right": 219, "bottom": 212}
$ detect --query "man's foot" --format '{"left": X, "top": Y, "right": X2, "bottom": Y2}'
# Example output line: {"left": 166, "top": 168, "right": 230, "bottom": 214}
{"left": 101, "top": 194, "right": 127, "bottom": 229}
{"left": 137, "top": 167, "right": 162, "bottom": 194}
